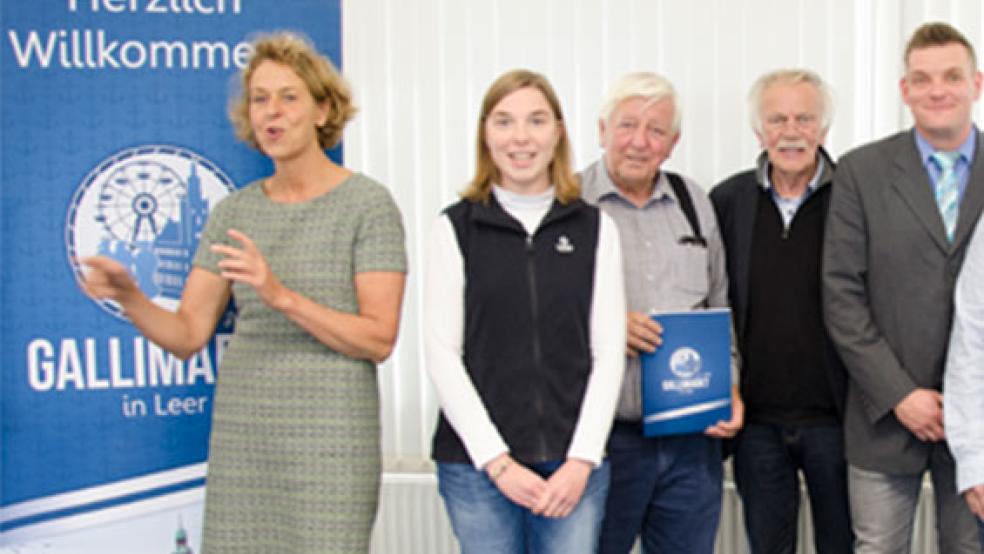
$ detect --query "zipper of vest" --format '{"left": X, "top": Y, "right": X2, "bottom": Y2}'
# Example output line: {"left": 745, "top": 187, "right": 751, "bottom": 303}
{"left": 525, "top": 235, "right": 549, "bottom": 460}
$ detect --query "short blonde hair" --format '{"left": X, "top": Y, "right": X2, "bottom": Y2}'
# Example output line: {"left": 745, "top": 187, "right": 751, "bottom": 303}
{"left": 462, "top": 70, "right": 580, "bottom": 205}
{"left": 747, "top": 69, "right": 834, "bottom": 134}
{"left": 599, "top": 72, "right": 681, "bottom": 134}
{"left": 229, "top": 31, "right": 356, "bottom": 150}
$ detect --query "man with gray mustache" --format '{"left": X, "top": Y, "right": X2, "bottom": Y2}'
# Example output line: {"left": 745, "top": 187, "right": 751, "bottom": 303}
{"left": 710, "top": 69, "right": 853, "bottom": 554}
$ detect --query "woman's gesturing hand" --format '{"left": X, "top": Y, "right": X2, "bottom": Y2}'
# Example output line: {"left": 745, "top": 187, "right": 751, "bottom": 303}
{"left": 211, "top": 228, "right": 288, "bottom": 309}
{"left": 80, "top": 256, "right": 141, "bottom": 304}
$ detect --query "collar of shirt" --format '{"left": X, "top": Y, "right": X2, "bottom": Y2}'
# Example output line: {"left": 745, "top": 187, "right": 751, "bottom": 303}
{"left": 491, "top": 183, "right": 555, "bottom": 235}
{"left": 756, "top": 150, "right": 824, "bottom": 197}
{"left": 584, "top": 160, "right": 679, "bottom": 209}
{"left": 914, "top": 125, "right": 977, "bottom": 201}
{"left": 754, "top": 150, "right": 825, "bottom": 228}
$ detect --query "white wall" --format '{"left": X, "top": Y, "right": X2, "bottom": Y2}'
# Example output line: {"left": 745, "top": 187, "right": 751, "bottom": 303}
{"left": 341, "top": 0, "right": 984, "bottom": 465}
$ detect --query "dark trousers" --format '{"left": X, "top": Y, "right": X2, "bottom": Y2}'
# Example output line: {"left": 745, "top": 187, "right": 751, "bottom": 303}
{"left": 733, "top": 421, "right": 853, "bottom": 554}
{"left": 599, "top": 422, "right": 722, "bottom": 554}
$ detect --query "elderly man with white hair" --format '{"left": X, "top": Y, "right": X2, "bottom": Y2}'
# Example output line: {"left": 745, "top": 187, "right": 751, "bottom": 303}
{"left": 710, "top": 69, "right": 854, "bottom": 554}
{"left": 580, "top": 72, "right": 743, "bottom": 554}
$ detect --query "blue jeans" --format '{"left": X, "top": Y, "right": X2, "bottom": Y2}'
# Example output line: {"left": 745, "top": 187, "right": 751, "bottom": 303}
{"left": 732, "top": 421, "right": 854, "bottom": 554}
{"left": 437, "top": 459, "right": 610, "bottom": 554}
{"left": 599, "top": 423, "right": 722, "bottom": 554}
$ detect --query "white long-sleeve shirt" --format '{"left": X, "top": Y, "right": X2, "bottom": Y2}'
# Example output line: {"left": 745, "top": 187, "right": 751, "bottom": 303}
{"left": 945, "top": 219, "right": 984, "bottom": 493}
{"left": 423, "top": 185, "right": 627, "bottom": 469}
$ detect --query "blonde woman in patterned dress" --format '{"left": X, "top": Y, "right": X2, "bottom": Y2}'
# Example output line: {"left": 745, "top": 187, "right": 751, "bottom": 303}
{"left": 80, "top": 32, "right": 407, "bottom": 553}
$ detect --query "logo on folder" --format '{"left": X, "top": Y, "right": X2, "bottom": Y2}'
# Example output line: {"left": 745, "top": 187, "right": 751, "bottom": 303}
{"left": 65, "top": 145, "right": 236, "bottom": 319}
{"left": 664, "top": 346, "right": 711, "bottom": 393}
{"left": 669, "top": 347, "right": 701, "bottom": 378}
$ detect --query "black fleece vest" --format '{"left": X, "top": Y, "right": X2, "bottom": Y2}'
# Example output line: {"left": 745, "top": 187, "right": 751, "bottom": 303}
{"left": 431, "top": 196, "right": 600, "bottom": 465}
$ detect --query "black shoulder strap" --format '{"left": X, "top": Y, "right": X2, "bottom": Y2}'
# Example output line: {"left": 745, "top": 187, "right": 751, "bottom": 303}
{"left": 665, "top": 171, "right": 704, "bottom": 243}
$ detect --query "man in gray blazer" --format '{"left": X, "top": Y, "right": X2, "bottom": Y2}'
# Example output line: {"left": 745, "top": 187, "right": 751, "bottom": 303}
{"left": 823, "top": 22, "right": 984, "bottom": 553}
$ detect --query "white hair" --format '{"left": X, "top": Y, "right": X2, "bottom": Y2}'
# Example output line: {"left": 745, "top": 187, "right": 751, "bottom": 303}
{"left": 599, "top": 72, "right": 681, "bottom": 133}
{"left": 747, "top": 69, "right": 834, "bottom": 135}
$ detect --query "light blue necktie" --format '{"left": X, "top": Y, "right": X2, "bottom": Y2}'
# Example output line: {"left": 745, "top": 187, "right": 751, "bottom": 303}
{"left": 932, "top": 151, "right": 960, "bottom": 242}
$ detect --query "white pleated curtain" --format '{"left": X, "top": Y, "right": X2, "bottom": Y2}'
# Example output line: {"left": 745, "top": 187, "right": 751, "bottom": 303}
{"left": 341, "top": 0, "right": 984, "bottom": 465}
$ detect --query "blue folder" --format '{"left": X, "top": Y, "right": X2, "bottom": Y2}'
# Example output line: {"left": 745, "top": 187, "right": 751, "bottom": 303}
{"left": 640, "top": 308, "right": 732, "bottom": 437}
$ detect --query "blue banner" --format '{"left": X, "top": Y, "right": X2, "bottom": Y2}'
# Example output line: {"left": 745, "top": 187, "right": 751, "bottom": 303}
{"left": 1, "top": 1, "right": 341, "bottom": 549}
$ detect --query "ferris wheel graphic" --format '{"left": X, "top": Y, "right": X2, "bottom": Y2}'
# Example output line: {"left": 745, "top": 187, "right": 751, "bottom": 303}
{"left": 67, "top": 145, "right": 236, "bottom": 320}
{"left": 95, "top": 161, "right": 186, "bottom": 243}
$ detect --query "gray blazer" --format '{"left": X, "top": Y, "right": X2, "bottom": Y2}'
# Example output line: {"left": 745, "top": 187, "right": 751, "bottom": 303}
{"left": 823, "top": 129, "right": 984, "bottom": 473}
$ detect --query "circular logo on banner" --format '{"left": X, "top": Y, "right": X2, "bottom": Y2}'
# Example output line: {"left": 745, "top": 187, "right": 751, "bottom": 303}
{"left": 669, "top": 347, "right": 702, "bottom": 379}
{"left": 66, "top": 145, "right": 236, "bottom": 319}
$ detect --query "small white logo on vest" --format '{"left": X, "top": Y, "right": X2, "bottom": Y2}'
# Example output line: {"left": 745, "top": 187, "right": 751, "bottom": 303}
{"left": 555, "top": 235, "right": 574, "bottom": 254}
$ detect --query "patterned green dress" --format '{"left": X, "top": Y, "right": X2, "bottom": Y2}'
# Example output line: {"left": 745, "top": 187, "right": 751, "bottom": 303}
{"left": 193, "top": 174, "right": 407, "bottom": 553}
